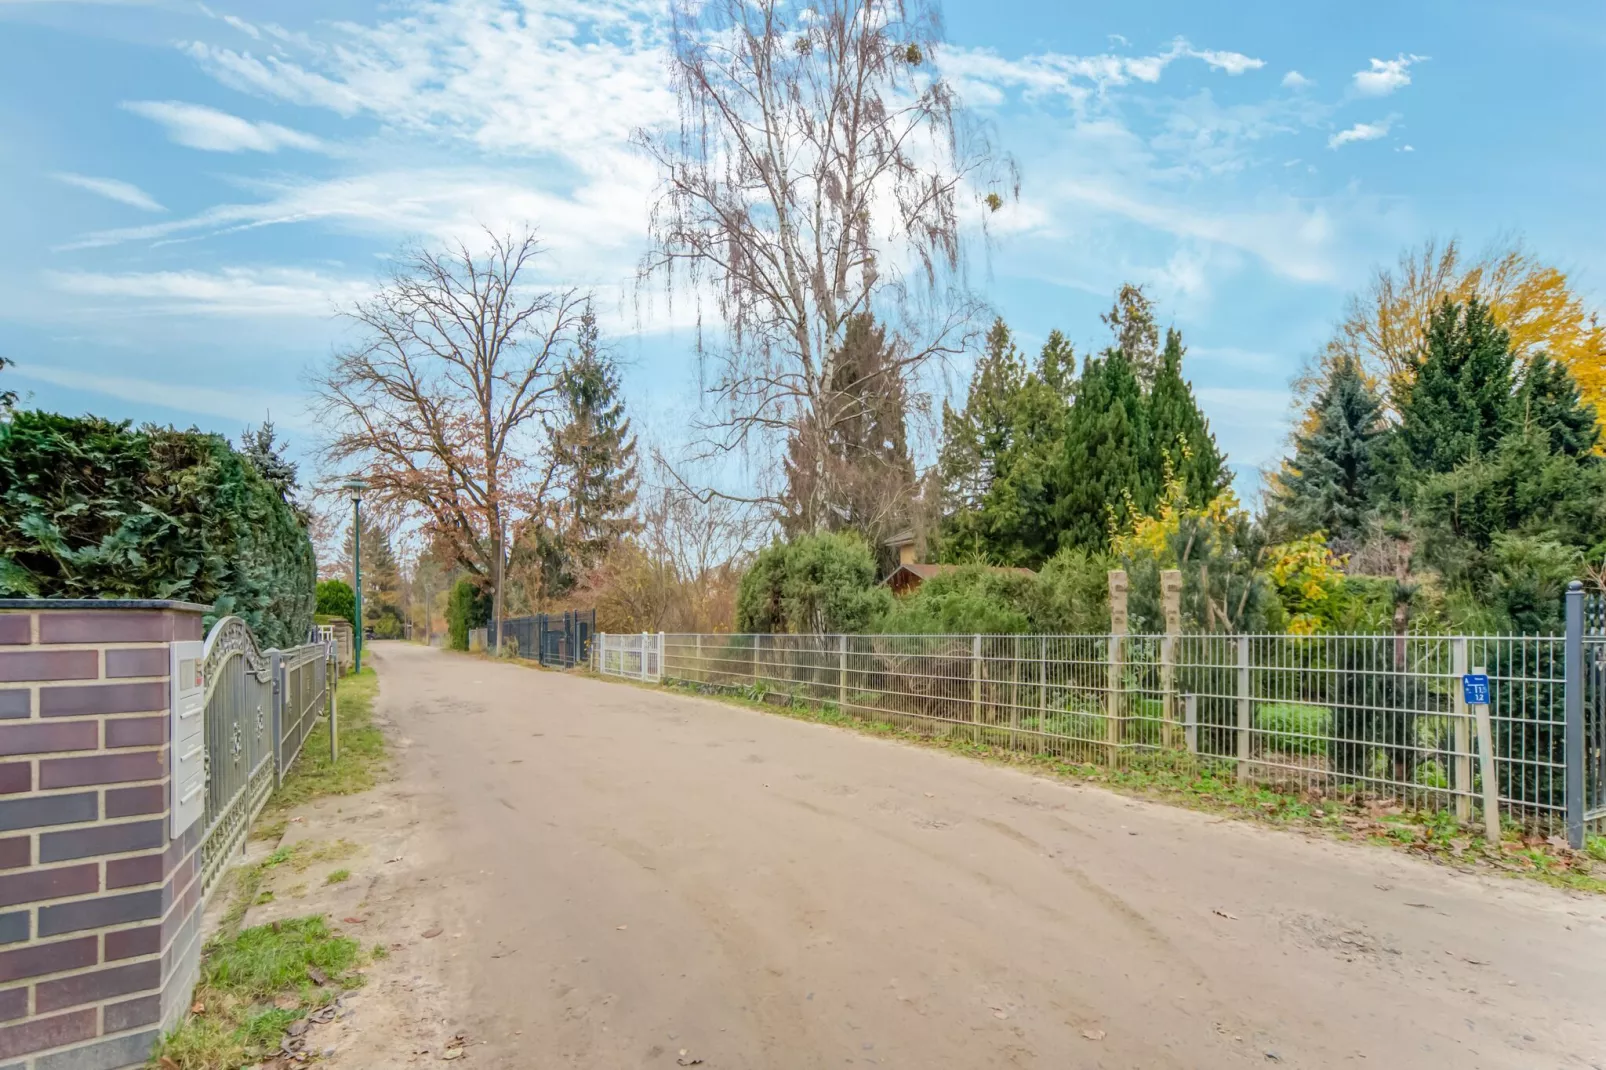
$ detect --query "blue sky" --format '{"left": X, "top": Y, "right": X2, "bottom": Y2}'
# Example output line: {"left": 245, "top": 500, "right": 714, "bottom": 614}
{"left": 3, "top": 0, "right": 1604, "bottom": 499}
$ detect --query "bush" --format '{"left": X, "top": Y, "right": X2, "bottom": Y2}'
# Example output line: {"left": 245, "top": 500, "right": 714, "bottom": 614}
{"left": 0, "top": 412, "right": 315, "bottom": 648}
{"left": 736, "top": 532, "right": 892, "bottom": 633}
{"left": 446, "top": 579, "right": 490, "bottom": 651}
{"left": 1256, "top": 702, "right": 1331, "bottom": 757}
{"left": 877, "top": 564, "right": 1033, "bottom": 634}
{"left": 316, "top": 579, "right": 355, "bottom": 623}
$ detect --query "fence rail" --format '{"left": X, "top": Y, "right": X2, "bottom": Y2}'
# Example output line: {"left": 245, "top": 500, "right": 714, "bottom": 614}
{"left": 199, "top": 617, "right": 335, "bottom": 899}
{"left": 599, "top": 584, "right": 1605, "bottom": 846}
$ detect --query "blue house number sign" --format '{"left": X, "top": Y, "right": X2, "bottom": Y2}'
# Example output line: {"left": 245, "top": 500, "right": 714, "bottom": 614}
{"left": 1462, "top": 673, "right": 1490, "bottom": 706}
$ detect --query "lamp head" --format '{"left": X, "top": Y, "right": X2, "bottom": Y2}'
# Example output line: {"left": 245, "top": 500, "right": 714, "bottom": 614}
{"left": 341, "top": 477, "right": 370, "bottom": 503}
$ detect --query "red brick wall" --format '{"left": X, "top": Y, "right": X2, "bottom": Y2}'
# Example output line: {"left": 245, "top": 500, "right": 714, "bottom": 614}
{"left": 0, "top": 603, "right": 206, "bottom": 1070}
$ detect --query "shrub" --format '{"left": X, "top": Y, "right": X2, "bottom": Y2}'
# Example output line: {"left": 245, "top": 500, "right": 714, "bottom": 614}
{"left": 446, "top": 578, "right": 490, "bottom": 651}
{"left": 0, "top": 412, "right": 315, "bottom": 647}
{"left": 316, "top": 579, "right": 355, "bottom": 623}
{"left": 1256, "top": 702, "right": 1331, "bottom": 757}
{"left": 735, "top": 532, "right": 892, "bottom": 634}
{"left": 877, "top": 564, "right": 1033, "bottom": 634}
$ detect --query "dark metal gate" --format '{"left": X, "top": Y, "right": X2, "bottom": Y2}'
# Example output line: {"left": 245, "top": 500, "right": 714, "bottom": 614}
{"left": 499, "top": 609, "right": 595, "bottom": 668}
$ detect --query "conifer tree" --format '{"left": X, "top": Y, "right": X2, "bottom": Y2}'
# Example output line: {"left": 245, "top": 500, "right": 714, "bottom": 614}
{"left": 1396, "top": 297, "right": 1515, "bottom": 478}
{"left": 552, "top": 307, "right": 640, "bottom": 570}
{"left": 1270, "top": 354, "right": 1387, "bottom": 547}
{"left": 1056, "top": 350, "right": 1151, "bottom": 552}
{"left": 1145, "top": 328, "right": 1226, "bottom": 506}
{"left": 1513, "top": 353, "right": 1600, "bottom": 458}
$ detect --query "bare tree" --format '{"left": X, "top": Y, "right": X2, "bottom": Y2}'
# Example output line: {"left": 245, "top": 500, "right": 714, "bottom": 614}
{"left": 314, "top": 228, "right": 587, "bottom": 645}
{"left": 637, "top": 0, "right": 1014, "bottom": 523}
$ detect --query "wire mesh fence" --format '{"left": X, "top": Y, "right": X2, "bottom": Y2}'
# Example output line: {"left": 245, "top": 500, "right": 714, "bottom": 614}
{"left": 601, "top": 603, "right": 1603, "bottom": 842}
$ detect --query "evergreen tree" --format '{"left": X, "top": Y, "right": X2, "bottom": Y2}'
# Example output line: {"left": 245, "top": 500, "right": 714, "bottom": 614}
{"left": 1145, "top": 328, "right": 1227, "bottom": 506}
{"left": 1056, "top": 349, "right": 1151, "bottom": 553}
{"left": 1513, "top": 353, "right": 1600, "bottom": 458}
{"left": 239, "top": 420, "right": 307, "bottom": 525}
{"left": 343, "top": 512, "right": 404, "bottom": 636}
{"left": 782, "top": 314, "right": 917, "bottom": 570}
{"left": 552, "top": 307, "right": 640, "bottom": 570}
{"left": 1396, "top": 297, "right": 1515, "bottom": 478}
{"left": 938, "top": 319, "right": 1026, "bottom": 559}
{"left": 1270, "top": 354, "right": 1387, "bottom": 547}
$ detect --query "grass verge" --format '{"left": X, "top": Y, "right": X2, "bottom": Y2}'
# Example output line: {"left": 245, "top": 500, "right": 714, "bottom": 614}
{"left": 641, "top": 674, "right": 1606, "bottom": 896}
{"left": 157, "top": 666, "right": 387, "bottom": 1068}
{"left": 153, "top": 916, "right": 366, "bottom": 1070}
{"left": 253, "top": 667, "right": 385, "bottom": 843}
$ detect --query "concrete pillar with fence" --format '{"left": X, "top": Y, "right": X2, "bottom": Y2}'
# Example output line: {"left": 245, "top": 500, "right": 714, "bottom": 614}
{"left": 0, "top": 600, "right": 211, "bottom": 1070}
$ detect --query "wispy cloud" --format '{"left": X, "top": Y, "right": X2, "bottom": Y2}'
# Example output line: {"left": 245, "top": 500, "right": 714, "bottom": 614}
{"left": 1192, "top": 49, "right": 1264, "bottom": 76}
{"left": 943, "top": 37, "right": 1266, "bottom": 106}
{"left": 1281, "top": 70, "right": 1313, "bottom": 89}
{"left": 52, "top": 172, "right": 165, "bottom": 212}
{"left": 1329, "top": 119, "right": 1391, "bottom": 148}
{"left": 120, "top": 100, "right": 325, "bottom": 153}
{"left": 1352, "top": 54, "right": 1426, "bottom": 96}
{"left": 7, "top": 361, "right": 314, "bottom": 430}
{"left": 45, "top": 266, "right": 368, "bottom": 316}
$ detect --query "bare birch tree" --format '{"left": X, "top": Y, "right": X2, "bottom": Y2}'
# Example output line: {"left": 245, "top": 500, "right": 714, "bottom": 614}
{"left": 314, "top": 229, "right": 586, "bottom": 641}
{"left": 637, "top": 0, "right": 1014, "bottom": 524}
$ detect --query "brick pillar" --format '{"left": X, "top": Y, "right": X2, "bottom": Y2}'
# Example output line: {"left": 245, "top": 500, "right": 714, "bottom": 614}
{"left": 0, "top": 600, "right": 208, "bottom": 1070}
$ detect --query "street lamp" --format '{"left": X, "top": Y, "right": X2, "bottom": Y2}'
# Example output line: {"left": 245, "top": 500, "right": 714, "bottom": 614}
{"left": 342, "top": 477, "right": 370, "bottom": 672}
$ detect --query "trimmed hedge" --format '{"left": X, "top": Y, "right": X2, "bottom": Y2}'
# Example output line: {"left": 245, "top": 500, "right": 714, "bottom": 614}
{"left": 447, "top": 578, "right": 490, "bottom": 651}
{"left": 0, "top": 411, "right": 316, "bottom": 648}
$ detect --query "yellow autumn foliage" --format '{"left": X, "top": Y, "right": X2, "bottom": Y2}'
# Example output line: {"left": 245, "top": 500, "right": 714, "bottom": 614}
{"left": 1263, "top": 533, "right": 1347, "bottom": 635}
{"left": 1297, "top": 237, "right": 1605, "bottom": 438}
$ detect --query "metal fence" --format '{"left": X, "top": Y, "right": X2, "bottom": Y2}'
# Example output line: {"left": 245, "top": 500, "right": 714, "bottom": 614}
{"left": 597, "top": 631, "right": 662, "bottom": 682}
{"left": 199, "top": 616, "right": 335, "bottom": 899}
{"left": 496, "top": 609, "right": 595, "bottom": 668}
{"left": 600, "top": 585, "right": 1605, "bottom": 845}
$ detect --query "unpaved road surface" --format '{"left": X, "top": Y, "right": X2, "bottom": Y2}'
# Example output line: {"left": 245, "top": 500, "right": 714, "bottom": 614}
{"left": 367, "top": 641, "right": 1606, "bottom": 1070}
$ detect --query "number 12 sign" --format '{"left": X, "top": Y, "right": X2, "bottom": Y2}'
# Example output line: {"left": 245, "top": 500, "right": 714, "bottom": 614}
{"left": 1462, "top": 673, "right": 1490, "bottom": 706}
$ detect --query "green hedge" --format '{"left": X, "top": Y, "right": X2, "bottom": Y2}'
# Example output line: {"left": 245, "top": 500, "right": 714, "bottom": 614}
{"left": 446, "top": 578, "right": 489, "bottom": 651}
{"left": 0, "top": 412, "right": 316, "bottom": 649}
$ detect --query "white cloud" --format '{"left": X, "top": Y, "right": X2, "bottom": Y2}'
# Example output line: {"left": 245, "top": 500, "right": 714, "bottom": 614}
{"left": 120, "top": 100, "right": 325, "bottom": 153}
{"left": 7, "top": 361, "right": 315, "bottom": 430}
{"left": 1281, "top": 70, "right": 1313, "bottom": 89}
{"left": 178, "top": 0, "right": 675, "bottom": 165}
{"left": 1352, "top": 54, "right": 1425, "bottom": 96}
{"left": 943, "top": 37, "right": 1265, "bottom": 108}
{"left": 1192, "top": 49, "right": 1264, "bottom": 76}
{"left": 1328, "top": 119, "right": 1391, "bottom": 148}
{"left": 52, "top": 172, "right": 165, "bottom": 212}
{"left": 45, "top": 266, "right": 369, "bottom": 316}
{"left": 221, "top": 14, "right": 260, "bottom": 38}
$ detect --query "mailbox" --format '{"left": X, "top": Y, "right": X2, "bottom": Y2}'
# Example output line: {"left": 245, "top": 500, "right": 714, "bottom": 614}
{"left": 170, "top": 640, "right": 206, "bottom": 837}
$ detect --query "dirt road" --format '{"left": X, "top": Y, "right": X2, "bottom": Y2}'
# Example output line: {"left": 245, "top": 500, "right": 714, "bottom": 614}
{"left": 364, "top": 641, "right": 1606, "bottom": 1069}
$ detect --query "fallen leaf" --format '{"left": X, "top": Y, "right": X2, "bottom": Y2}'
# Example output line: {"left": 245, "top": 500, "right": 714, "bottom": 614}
{"left": 616, "top": 925, "right": 628, "bottom": 931}
{"left": 190, "top": 1001, "right": 205, "bottom": 1015}
{"left": 287, "top": 1021, "right": 308, "bottom": 1037}
{"left": 306, "top": 966, "right": 329, "bottom": 986}
{"left": 343, "top": 916, "right": 366, "bottom": 924}
{"left": 676, "top": 1060, "right": 703, "bottom": 1067}
{"left": 1081, "top": 1029, "right": 1106, "bottom": 1041}
{"left": 422, "top": 927, "right": 444, "bottom": 939}
{"left": 1212, "top": 910, "right": 1238, "bottom": 921}
{"left": 441, "top": 1050, "right": 465, "bottom": 1061}
{"left": 160, "top": 1058, "right": 180, "bottom": 1070}
{"left": 387, "top": 856, "right": 404, "bottom": 863}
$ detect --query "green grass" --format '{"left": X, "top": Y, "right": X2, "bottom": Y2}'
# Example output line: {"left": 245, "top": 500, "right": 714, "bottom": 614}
{"left": 648, "top": 673, "right": 1606, "bottom": 896}
{"left": 254, "top": 667, "right": 385, "bottom": 842}
{"left": 1255, "top": 702, "right": 1332, "bottom": 758}
{"left": 324, "top": 868, "right": 350, "bottom": 885}
{"left": 152, "top": 916, "right": 366, "bottom": 1070}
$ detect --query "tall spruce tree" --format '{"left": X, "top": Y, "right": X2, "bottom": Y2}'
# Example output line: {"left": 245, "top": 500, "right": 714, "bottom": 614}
{"left": 1513, "top": 353, "right": 1600, "bottom": 458}
{"left": 938, "top": 319, "right": 1026, "bottom": 559}
{"left": 1270, "top": 354, "right": 1387, "bottom": 547}
{"left": 552, "top": 307, "right": 640, "bottom": 571}
{"left": 1396, "top": 297, "right": 1515, "bottom": 478}
{"left": 1145, "top": 328, "right": 1226, "bottom": 505}
{"left": 781, "top": 314, "right": 917, "bottom": 569}
{"left": 1056, "top": 349, "right": 1151, "bottom": 553}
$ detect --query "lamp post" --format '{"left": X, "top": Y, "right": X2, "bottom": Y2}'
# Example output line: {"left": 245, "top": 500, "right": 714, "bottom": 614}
{"left": 342, "top": 478, "right": 370, "bottom": 672}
